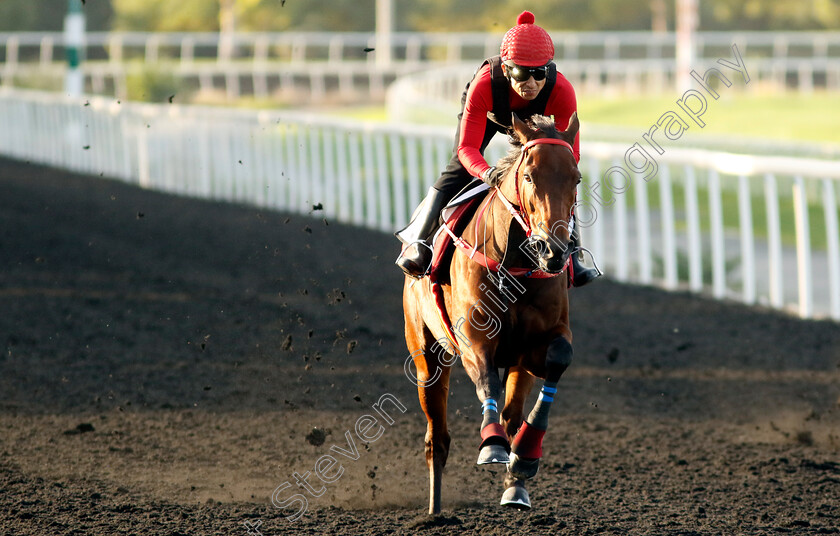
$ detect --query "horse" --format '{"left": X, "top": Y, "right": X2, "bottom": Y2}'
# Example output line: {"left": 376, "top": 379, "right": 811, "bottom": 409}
{"left": 403, "top": 112, "right": 581, "bottom": 514}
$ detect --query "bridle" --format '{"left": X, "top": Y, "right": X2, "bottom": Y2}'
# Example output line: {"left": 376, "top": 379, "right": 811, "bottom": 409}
{"left": 494, "top": 137, "right": 575, "bottom": 238}
{"left": 493, "top": 137, "right": 576, "bottom": 269}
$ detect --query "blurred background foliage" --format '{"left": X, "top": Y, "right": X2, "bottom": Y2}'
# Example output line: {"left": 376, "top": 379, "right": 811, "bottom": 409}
{"left": 1, "top": 0, "right": 839, "bottom": 32}
{"left": 0, "top": 0, "right": 114, "bottom": 31}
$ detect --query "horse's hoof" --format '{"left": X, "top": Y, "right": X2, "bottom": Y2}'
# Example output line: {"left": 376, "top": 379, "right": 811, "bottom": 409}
{"left": 507, "top": 452, "right": 540, "bottom": 480}
{"left": 477, "top": 444, "right": 510, "bottom": 465}
{"left": 500, "top": 484, "right": 531, "bottom": 510}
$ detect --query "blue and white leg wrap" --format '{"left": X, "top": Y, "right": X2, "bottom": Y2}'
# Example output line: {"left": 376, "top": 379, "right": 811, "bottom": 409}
{"left": 528, "top": 381, "right": 558, "bottom": 430}
{"left": 481, "top": 398, "right": 500, "bottom": 429}
{"left": 537, "top": 384, "right": 557, "bottom": 404}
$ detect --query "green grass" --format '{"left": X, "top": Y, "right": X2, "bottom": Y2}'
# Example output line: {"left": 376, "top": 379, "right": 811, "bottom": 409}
{"left": 587, "top": 172, "right": 832, "bottom": 250}
{"left": 325, "top": 105, "right": 390, "bottom": 122}
{"left": 578, "top": 91, "right": 840, "bottom": 145}
{"left": 326, "top": 92, "right": 840, "bottom": 147}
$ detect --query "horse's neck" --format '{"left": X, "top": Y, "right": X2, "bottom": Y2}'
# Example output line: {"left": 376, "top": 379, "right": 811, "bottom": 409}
{"left": 463, "top": 191, "right": 506, "bottom": 260}
{"left": 466, "top": 187, "right": 530, "bottom": 268}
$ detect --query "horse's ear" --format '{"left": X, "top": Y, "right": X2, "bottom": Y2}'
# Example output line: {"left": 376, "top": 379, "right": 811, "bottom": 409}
{"left": 511, "top": 112, "right": 533, "bottom": 143}
{"left": 565, "top": 112, "right": 580, "bottom": 140}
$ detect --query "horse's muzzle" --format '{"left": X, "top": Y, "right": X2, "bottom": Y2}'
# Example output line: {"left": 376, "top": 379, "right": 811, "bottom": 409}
{"left": 527, "top": 236, "right": 573, "bottom": 274}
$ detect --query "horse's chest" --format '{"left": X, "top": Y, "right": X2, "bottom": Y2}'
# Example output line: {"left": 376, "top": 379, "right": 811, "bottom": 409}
{"left": 498, "top": 301, "right": 564, "bottom": 342}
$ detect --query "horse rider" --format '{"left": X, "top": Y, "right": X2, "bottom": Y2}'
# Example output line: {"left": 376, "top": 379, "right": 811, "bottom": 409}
{"left": 395, "top": 10, "right": 600, "bottom": 286}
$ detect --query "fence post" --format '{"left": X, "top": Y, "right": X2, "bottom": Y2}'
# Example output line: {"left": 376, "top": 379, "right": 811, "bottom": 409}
{"left": 685, "top": 165, "right": 703, "bottom": 291}
{"left": 613, "top": 159, "right": 629, "bottom": 281}
{"left": 792, "top": 176, "right": 813, "bottom": 318}
{"left": 335, "top": 131, "right": 351, "bottom": 222}
{"left": 389, "top": 134, "right": 407, "bottom": 230}
{"left": 822, "top": 179, "right": 840, "bottom": 320}
{"left": 584, "top": 158, "right": 605, "bottom": 278}
{"left": 362, "top": 129, "right": 377, "bottom": 229}
{"left": 764, "top": 174, "right": 783, "bottom": 308}
{"left": 708, "top": 169, "right": 726, "bottom": 298}
{"left": 738, "top": 175, "right": 755, "bottom": 304}
{"left": 40, "top": 36, "right": 54, "bottom": 67}
{"left": 634, "top": 168, "right": 652, "bottom": 284}
{"left": 375, "top": 133, "right": 392, "bottom": 231}
{"left": 136, "top": 121, "right": 151, "bottom": 188}
{"left": 308, "top": 126, "right": 323, "bottom": 209}
{"left": 405, "top": 135, "right": 421, "bottom": 217}
{"left": 348, "top": 130, "right": 364, "bottom": 226}
{"left": 659, "top": 165, "right": 678, "bottom": 289}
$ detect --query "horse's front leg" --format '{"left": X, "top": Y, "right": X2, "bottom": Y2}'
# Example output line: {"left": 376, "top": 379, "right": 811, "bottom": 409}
{"left": 498, "top": 366, "right": 536, "bottom": 509}
{"left": 460, "top": 343, "right": 510, "bottom": 466}
{"left": 507, "top": 335, "right": 572, "bottom": 480}
{"left": 501, "top": 365, "right": 535, "bottom": 438}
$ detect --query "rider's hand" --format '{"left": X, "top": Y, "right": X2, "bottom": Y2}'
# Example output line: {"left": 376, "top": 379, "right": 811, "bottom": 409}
{"left": 481, "top": 166, "right": 505, "bottom": 186}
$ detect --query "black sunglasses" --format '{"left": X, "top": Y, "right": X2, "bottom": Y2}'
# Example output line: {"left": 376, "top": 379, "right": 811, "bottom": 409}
{"left": 505, "top": 62, "right": 548, "bottom": 82}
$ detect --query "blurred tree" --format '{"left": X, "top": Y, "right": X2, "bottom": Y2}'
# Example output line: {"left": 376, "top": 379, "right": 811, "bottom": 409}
{"left": 102, "top": 0, "right": 840, "bottom": 33}
{"left": 0, "top": 0, "right": 113, "bottom": 31}
{"left": 407, "top": 0, "right": 660, "bottom": 32}
{"left": 253, "top": 0, "right": 379, "bottom": 31}
{"left": 113, "top": 0, "right": 218, "bottom": 31}
{"left": 113, "top": 0, "right": 379, "bottom": 32}
{"left": 702, "top": 0, "right": 840, "bottom": 30}
{"left": 651, "top": 0, "right": 669, "bottom": 31}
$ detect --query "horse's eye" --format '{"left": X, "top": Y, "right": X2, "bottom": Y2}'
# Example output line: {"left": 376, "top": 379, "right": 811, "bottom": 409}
{"left": 576, "top": 176, "right": 582, "bottom": 185}
{"left": 523, "top": 172, "right": 533, "bottom": 183}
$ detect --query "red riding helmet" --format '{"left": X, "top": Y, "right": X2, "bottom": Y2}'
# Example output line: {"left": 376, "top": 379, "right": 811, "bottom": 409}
{"left": 500, "top": 11, "right": 555, "bottom": 67}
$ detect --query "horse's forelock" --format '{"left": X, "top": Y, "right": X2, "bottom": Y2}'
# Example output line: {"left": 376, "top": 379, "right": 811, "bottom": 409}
{"left": 527, "top": 115, "right": 562, "bottom": 139}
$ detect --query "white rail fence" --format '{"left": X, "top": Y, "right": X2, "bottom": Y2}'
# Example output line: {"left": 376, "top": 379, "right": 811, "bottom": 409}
{"left": 5, "top": 31, "right": 840, "bottom": 66}
{"left": 3, "top": 31, "right": 840, "bottom": 100}
{"left": 0, "top": 88, "right": 838, "bottom": 320}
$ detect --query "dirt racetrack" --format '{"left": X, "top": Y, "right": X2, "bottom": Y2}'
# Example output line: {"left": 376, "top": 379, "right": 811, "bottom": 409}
{"left": 1, "top": 156, "right": 839, "bottom": 536}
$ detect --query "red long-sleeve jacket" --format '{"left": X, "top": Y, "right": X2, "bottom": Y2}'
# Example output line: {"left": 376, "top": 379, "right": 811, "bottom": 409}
{"left": 457, "top": 62, "right": 580, "bottom": 179}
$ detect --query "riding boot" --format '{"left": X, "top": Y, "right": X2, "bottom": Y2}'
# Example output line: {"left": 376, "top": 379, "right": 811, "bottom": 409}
{"left": 569, "top": 226, "right": 601, "bottom": 287}
{"left": 395, "top": 187, "right": 450, "bottom": 278}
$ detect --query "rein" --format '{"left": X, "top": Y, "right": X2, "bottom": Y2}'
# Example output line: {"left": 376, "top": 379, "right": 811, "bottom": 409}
{"left": 441, "top": 137, "right": 575, "bottom": 279}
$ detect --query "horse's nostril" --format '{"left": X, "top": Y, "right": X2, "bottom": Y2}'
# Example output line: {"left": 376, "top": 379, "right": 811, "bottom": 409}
{"left": 539, "top": 241, "right": 573, "bottom": 273}
{"left": 526, "top": 237, "right": 551, "bottom": 259}
{"left": 550, "top": 241, "right": 572, "bottom": 259}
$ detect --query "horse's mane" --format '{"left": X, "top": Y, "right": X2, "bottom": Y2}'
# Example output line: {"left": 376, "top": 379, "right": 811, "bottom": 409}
{"left": 493, "top": 115, "right": 563, "bottom": 185}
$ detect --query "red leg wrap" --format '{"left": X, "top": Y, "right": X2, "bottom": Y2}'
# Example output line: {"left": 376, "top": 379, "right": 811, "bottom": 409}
{"left": 511, "top": 421, "right": 546, "bottom": 459}
{"left": 479, "top": 422, "right": 509, "bottom": 450}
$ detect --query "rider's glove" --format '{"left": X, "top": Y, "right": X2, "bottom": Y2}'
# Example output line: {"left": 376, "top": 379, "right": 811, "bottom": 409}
{"left": 481, "top": 166, "right": 504, "bottom": 186}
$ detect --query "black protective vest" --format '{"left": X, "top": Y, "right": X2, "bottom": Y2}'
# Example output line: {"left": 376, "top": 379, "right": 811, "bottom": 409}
{"left": 467, "top": 55, "right": 558, "bottom": 138}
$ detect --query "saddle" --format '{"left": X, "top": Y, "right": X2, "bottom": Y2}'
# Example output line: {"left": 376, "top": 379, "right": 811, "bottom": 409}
{"left": 428, "top": 179, "right": 491, "bottom": 283}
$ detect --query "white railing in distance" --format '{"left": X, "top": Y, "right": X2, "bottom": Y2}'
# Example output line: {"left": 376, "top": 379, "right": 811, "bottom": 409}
{"left": 0, "top": 88, "right": 838, "bottom": 320}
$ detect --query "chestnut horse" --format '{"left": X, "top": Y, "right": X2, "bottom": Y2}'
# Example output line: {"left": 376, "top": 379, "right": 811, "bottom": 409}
{"left": 403, "top": 113, "right": 581, "bottom": 513}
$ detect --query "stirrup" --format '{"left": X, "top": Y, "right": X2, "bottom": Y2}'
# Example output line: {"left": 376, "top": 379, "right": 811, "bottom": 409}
{"left": 570, "top": 246, "right": 602, "bottom": 287}
{"left": 395, "top": 240, "right": 433, "bottom": 279}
